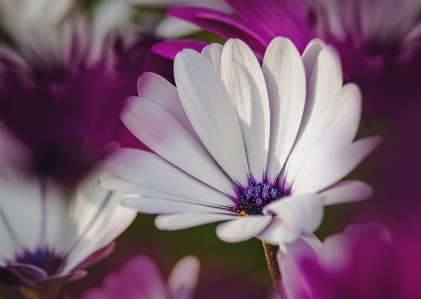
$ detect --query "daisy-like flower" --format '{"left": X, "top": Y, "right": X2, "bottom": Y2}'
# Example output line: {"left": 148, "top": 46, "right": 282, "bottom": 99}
{"left": 0, "top": 0, "right": 172, "bottom": 187}
{"left": 76, "top": 255, "right": 200, "bottom": 299}
{"left": 153, "top": 0, "right": 421, "bottom": 116}
{"left": 102, "top": 37, "right": 380, "bottom": 245}
{"left": 0, "top": 129, "right": 137, "bottom": 298}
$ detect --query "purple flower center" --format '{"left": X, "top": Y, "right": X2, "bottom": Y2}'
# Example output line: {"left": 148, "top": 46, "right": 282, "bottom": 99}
{"left": 232, "top": 179, "right": 289, "bottom": 216}
{"left": 15, "top": 248, "right": 64, "bottom": 275}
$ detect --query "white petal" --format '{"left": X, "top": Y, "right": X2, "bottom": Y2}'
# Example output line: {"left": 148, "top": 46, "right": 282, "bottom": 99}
{"left": 320, "top": 180, "right": 373, "bottom": 205}
{"left": 201, "top": 43, "right": 223, "bottom": 75}
{"left": 100, "top": 172, "right": 211, "bottom": 205}
{"left": 0, "top": 174, "right": 44, "bottom": 262}
{"left": 175, "top": 49, "right": 249, "bottom": 186}
{"left": 58, "top": 170, "right": 136, "bottom": 272}
{"left": 40, "top": 181, "right": 80, "bottom": 254}
{"left": 294, "top": 136, "right": 382, "bottom": 194}
{"left": 91, "top": 1, "right": 129, "bottom": 60}
{"left": 297, "top": 232, "right": 323, "bottom": 252}
{"left": 137, "top": 72, "right": 198, "bottom": 140}
{"left": 216, "top": 215, "right": 272, "bottom": 243}
{"left": 318, "top": 234, "right": 353, "bottom": 273}
{"left": 221, "top": 39, "right": 270, "bottom": 181}
{"left": 288, "top": 83, "right": 362, "bottom": 186}
{"left": 301, "top": 38, "right": 326, "bottom": 85}
{"left": 122, "top": 197, "right": 226, "bottom": 214}
{"left": 121, "top": 96, "right": 233, "bottom": 195}
{"left": 264, "top": 194, "right": 324, "bottom": 234}
{"left": 155, "top": 213, "right": 237, "bottom": 231}
{"left": 167, "top": 256, "right": 200, "bottom": 299}
{"left": 63, "top": 194, "right": 135, "bottom": 273}
{"left": 156, "top": 17, "right": 202, "bottom": 38}
{"left": 284, "top": 45, "right": 343, "bottom": 184}
{"left": 257, "top": 218, "right": 300, "bottom": 245}
{"left": 108, "top": 149, "right": 232, "bottom": 206}
{"left": 278, "top": 233, "right": 321, "bottom": 260}
{"left": 262, "top": 37, "right": 306, "bottom": 182}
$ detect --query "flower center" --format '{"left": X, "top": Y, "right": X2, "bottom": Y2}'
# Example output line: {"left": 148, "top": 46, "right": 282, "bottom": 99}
{"left": 16, "top": 248, "right": 64, "bottom": 275}
{"left": 232, "top": 180, "right": 289, "bottom": 216}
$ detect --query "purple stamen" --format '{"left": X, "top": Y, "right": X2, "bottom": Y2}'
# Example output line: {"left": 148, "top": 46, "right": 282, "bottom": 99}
{"left": 232, "top": 178, "right": 289, "bottom": 215}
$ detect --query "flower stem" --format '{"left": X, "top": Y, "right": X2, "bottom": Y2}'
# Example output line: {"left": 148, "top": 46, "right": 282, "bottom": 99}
{"left": 262, "top": 241, "right": 281, "bottom": 289}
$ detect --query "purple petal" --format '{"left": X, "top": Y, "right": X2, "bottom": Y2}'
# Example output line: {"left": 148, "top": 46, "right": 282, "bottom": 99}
{"left": 151, "top": 39, "right": 210, "bottom": 60}
{"left": 79, "top": 256, "right": 167, "bottom": 299}
{"left": 226, "top": 0, "right": 315, "bottom": 52}
{"left": 168, "top": 6, "right": 268, "bottom": 53}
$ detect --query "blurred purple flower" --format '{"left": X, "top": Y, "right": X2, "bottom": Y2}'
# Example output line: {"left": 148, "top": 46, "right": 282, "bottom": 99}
{"left": 0, "top": 1, "right": 173, "bottom": 188}
{"left": 153, "top": 0, "right": 421, "bottom": 116}
{"left": 74, "top": 255, "right": 200, "bottom": 299}
{"left": 0, "top": 129, "right": 137, "bottom": 297}
{"left": 277, "top": 223, "right": 421, "bottom": 299}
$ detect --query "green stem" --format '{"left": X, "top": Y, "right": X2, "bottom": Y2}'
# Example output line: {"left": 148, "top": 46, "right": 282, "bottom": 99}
{"left": 262, "top": 241, "right": 281, "bottom": 289}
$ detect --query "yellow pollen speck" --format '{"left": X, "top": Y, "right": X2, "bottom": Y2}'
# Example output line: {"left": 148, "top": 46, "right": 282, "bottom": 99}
{"left": 232, "top": 206, "right": 249, "bottom": 216}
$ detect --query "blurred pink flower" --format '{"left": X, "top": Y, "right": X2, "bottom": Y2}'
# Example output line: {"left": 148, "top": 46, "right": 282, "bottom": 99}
{"left": 153, "top": 0, "right": 421, "bottom": 116}
{"left": 277, "top": 223, "right": 421, "bottom": 299}
{"left": 76, "top": 255, "right": 200, "bottom": 299}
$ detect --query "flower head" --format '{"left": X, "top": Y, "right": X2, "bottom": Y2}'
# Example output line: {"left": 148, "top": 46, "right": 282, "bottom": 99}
{"left": 102, "top": 37, "right": 380, "bottom": 245}
{"left": 153, "top": 0, "right": 421, "bottom": 116}
{"left": 76, "top": 255, "right": 200, "bottom": 299}
{"left": 0, "top": 0, "right": 173, "bottom": 187}
{"left": 278, "top": 223, "right": 421, "bottom": 299}
{"left": 0, "top": 129, "right": 137, "bottom": 295}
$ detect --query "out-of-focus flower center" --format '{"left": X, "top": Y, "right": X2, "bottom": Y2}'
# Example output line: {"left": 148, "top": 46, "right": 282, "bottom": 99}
{"left": 15, "top": 248, "right": 64, "bottom": 275}
{"left": 232, "top": 180, "right": 289, "bottom": 216}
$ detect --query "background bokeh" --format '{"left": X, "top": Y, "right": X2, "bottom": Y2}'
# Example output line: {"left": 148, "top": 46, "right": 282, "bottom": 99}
{"left": 2, "top": 1, "right": 421, "bottom": 298}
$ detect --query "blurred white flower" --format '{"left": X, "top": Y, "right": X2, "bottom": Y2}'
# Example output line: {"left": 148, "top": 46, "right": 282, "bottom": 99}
{"left": 0, "top": 0, "right": 174, "bottom": 186}
{"left": 312, "top": 0, "right": 421, "bottom": 65}
{"left": 0, "top": 0, "right": 154, "bottom": 68}
{"left": 0, "top": 129, "right": 137, "bottom": 296}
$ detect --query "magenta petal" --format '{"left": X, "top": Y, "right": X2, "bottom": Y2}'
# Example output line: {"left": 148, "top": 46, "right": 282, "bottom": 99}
{"left": 72, "top": 243, "right": 116, "bottom": 272}
{"left": 151, "top": 39, "right": 210, "bottom": 60}
{"left": 226, "top": 0, "right": 315, "bottom": 52}
{"left": 79, "top": 256, "right": 168, "bottom": 299}
{"left": 168, "top": 6, "right": 268, "bottom": 53}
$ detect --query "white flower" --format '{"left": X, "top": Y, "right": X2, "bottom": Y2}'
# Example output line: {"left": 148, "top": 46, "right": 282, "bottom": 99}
{"left": 0, "top": 129, "right": 137, "bottom": 289}
{"left": 0, "top": 0, "right": 137, "bottom": 68}
{"left": 102, "top": 37, "right": 381, "bottom": 245}
{"left": 0, "top": 0, "right": 81, "bottom": 63}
